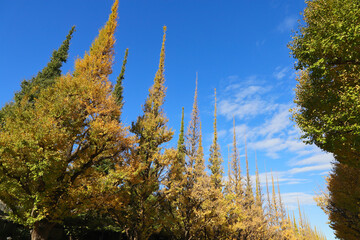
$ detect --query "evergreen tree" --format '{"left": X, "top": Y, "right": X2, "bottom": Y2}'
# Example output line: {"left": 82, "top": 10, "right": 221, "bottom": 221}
{"left": 0, "top": 26, "right": 75, "bottom": 125}
{"left": 15, "top": 27, "right": 75, "bottom": 104}
{"left": 113, "top": 48, "right": 128, "bottom": 110}
{"left": 172, "top": 107, "right": 186, "bottom": 182}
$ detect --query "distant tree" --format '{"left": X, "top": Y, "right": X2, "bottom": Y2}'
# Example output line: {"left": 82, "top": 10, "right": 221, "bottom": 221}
{"left": 0, "top": 1, "right": 135, "bottom": 239}
{"left": 208, "top": 88, "right": 224, "bottom": 190}
{"left": 169, "top": 77, "right": 207, "bottom": 240}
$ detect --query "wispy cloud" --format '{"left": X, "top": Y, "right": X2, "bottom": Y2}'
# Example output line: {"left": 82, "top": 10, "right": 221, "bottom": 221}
{"left": 281, "top": 192, "right": 315, "bottom": 208}
{"left": 291, "top": 153, "right": 334, "bottom": 166}
{"left": 254, "top": 171, "right": 308, "bottom": 187}
{"left": 277, "top": 16, "right": 297, "bottom": 32}
{"left": 219, "top": 98, "right": 277, "bottom": 120}
{"left": 273, "top": 66, "right": 290, "bottom": 80}
{"left": 219, "top": 72, "right": 333, "bottom": 198}
{"left": 256, "top": 39, "right": 266, "bottom": 47}
{"left": 288, "top": 163, "right": 332, "bottom": 174}
{"left": 257, "top": 105, "right": 292, "bottom": 137}
{"left": 218, "top": 79, "right": 278, "bottom": 121}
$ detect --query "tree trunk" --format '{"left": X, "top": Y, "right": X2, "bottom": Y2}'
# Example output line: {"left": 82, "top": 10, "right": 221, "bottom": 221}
{"left": 30, "top": 220, "right": 55, "bottom": 240}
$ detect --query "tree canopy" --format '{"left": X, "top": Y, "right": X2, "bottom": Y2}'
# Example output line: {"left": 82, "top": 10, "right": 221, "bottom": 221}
{"left": 0, "top": 1, "right": 328, "bottom": 239}
{"left": 290, "top": 0, "right": 360, "bottom": 238}
{"left": 289, "top": 0, "right": 360, "bottom": 167}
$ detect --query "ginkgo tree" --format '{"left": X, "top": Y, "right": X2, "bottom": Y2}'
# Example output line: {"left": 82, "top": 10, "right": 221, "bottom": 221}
{"left": 0, "top": 1, "right": 135, "bottom": 239}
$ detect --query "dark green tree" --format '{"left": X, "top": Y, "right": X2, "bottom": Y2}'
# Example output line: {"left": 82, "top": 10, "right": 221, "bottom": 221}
{"left": 15, "top": 27, "right": 75, "bottom": 104}
{"left": 114, "top": 48, "right": 128, "bottom": 109}
{"left": 0, "top": 27, "right": 75, "bottom": 126}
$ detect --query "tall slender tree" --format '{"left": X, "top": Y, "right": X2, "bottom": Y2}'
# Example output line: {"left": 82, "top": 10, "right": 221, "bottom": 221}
{"left": 231, "top": 117, "right": 242, "bottom": 197}
{"left": 208, "top": 88, "right": 223, "bottom": 190}
{"left": 244, "top": 135, "right": 254, "bottom": 207}
{"left": 255, "top": 151, "right": 263, "bottom": 209}
{"left": 126, "top": 26, "right": 174, "bottom": 240}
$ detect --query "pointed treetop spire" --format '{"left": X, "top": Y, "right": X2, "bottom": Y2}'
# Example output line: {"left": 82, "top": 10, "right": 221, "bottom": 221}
{"left": 74, "top": 0, "right": 118, "bottom": 79}
{"left": 208, "top": 88, "right": 223, "bottom": 189}
{"left": 141, "top": 25, "right": 167, "bottom": 115}
{"left": 255, "top": 150, "right": 262, "bottom": 208}
{"left": 131, "top": 24, "right": 173, "bottom": 150}
{"left": 228, "top": 145, "right": 232, "bottom": 183}
{"left": 177, "top": 107, "right": 185, "bottom": 152}
{"left": 277, "top": 177, "right": 286, "bottom": 220}
{"left": 114, "top": 48, "right": 129, "bottom": 109}
{"left": 194, "top": 72, "right": 198, "bottom": 107}
{"left": 186, "top": 73, "right": 201, "bottom": 164}
{"left": 245, "top": 133, "right": 253, "bottom": 202}
{"left": 157, "top": 26, "right": 167, "bottom": 77}
{"left": 271, "top": 173, "right": 279, "bottom": 223}
{"left": 196, "top": 121, "right": 205, "bottom": 172}
{"left": 265, "top": 172, "right": 272, "bottom": 216}
{"left": 15, "top": 26, "right": 75, "bottom": 104}
{"left": 214, "top": 88, "right": 218, "bottom": 142}
{"left": 177, "top": 107, "right": 186, "bottom": 168}
{"left": 231, "top": 116, "right": 242, "bottom": 197}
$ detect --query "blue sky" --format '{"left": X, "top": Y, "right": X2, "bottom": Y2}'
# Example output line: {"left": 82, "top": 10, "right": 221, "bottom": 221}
{"left": 0, "top": 0, "right": 335, "bottom": 239}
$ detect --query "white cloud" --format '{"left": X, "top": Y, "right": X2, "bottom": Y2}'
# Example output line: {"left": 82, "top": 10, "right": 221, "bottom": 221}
{"left": 250, "top": 138, "right": 287, "bottom": 158}
{"left": 234, "top": 85, "right": 270, "bottom": 101}
{"left": 288, "top": 163, "right": 332, "bottom": 174}
{"left": 257, "top": 105, "right": 292, "bottom": 137}
{"left": 273, "top": 66, "right": 289, "bottom": 80}
{"left": 217, "top": 129, "right": 228, "bottom": 139}
{"left": 291, "top": 153, "right": 334, "bottom": 166}
{"left": 254, "top": 171, "right": 308, "bottom": 187}
{"left": 277, "top": 16, "right": 297, "bottom": 32}
{"left": 281, "top": 192, "right": 315, "bottom": 208}
{"left": 218, "top": 97, "right": 277, "bottom": 120}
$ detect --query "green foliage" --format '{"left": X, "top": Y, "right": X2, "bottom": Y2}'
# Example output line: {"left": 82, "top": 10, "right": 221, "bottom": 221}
{"left": 327, "top": 163, "right": 360, "bottom": 240}
{"left": 15, "top": 27, "right": 75, "bottom": 104}
{"left": 0, "top": 1, "right": 328, "bottom": 239}
{"left": 114, "top": 48, "right": 128, "bottom": 109}
{"left": 0, "top": 1, "right": 135, "bottom": 239}
{"left": 290, "top": 0, "right": 360, "bottom": 238}
{"left": 289, "top": 0, "right": 360, "bottom": 167}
